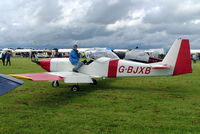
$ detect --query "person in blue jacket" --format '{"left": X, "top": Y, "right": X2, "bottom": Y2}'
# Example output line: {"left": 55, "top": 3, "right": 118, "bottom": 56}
{"left": 69, "top": 44, "right": 84, "bottom": 72}
{"left": 6, "top": 51, "right": 12, "bottom": 66}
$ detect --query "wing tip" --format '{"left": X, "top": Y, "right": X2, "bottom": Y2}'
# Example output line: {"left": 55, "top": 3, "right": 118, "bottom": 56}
{"left": 9, "top": 74, "right": 32, "bottom": 80}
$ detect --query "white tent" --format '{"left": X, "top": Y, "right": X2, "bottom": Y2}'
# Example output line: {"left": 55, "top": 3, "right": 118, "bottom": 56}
{"left": 191, "top": 49, "right": 200, "bottom": 55}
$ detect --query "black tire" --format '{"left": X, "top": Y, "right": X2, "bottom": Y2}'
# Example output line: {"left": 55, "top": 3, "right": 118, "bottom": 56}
{"left": 71, "top": 85, "right": 80, "bottom": 92}
{"left": 91, "top": 79, "right": 97, "bottom": 85}
{"left": 52, "top": 81, "right": 59, "bottom": 87}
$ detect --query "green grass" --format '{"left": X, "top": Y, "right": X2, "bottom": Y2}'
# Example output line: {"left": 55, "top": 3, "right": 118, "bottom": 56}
{"left": 0, "top": 58, "right": 200, "bottom": 134}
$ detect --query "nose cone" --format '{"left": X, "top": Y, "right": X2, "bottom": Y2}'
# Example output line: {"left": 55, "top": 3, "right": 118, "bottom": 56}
{"left": 38, "top": 58, "right": 51, "bottom": 72}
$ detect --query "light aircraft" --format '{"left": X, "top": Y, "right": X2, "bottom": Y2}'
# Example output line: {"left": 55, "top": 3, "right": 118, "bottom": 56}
{"left": 10, "top": 39, "right": 192, "bottom": 92}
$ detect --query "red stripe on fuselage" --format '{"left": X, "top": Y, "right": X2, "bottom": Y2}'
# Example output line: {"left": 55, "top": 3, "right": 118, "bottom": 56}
{"left": 107, "top": 60, "right": 119, "bottom": 78}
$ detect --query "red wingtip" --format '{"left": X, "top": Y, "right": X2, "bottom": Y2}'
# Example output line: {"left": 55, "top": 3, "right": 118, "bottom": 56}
{"left": 38, "top": 58, "right": 51, "bottom": 72}
{"left": 173, "top": 39, "right": 192, "bottom": 75}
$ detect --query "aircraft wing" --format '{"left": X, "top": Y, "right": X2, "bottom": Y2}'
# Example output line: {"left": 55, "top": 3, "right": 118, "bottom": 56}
{"left": 150, "top": 64, "right": 171, "bottom": 69}
{"left": 0, "top": 74, "right": 24, "bottom": 96}
{"left": 10, "top": 72, "right": 93, "bottom": 83}
{"left": 10, "top": 73, "right": 64, "bottom": 81}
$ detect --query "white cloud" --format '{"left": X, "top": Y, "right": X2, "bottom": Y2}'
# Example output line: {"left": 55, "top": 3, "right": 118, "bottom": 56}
{"left": 106, "top": 9, "right": 145, "bottom": 31}
{"left": 12, "top": 23, "right": 21, "bottom": 26}
{"left": 106, "top": 19, "right": 142, "bottom": 31}
{"left": 0, "top": 0, "right": 200, "bottom": 49}
{"left": 191, "top": 19, "right": 200, "bottom": 24}
{"left": 0, "top": 27, "right": 7, "bottom": 32}
{"left": 107, "top": 0, "right": 120, "bottom": 5}
{"left": 130, "top": 9, "right": 146, "bottom": 19}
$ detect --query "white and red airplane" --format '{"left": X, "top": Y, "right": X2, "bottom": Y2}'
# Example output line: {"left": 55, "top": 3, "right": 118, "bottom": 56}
{"left": 11, "top": 39, "right": 192, "bottom": 91}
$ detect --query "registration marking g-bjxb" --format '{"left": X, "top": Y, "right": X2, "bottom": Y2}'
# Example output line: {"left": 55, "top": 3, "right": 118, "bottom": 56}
{"left": 118, "top": 66, "right": 151, "bottom": 74}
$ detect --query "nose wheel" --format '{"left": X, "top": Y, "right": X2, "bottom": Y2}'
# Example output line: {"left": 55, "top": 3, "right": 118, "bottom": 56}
{"left": 52, "top": 81, "right": 59, "bottom": 87}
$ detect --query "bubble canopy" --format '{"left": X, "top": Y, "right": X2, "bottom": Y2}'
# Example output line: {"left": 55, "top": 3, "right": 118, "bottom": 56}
{"left": 84, "top": 48, "right": 119, "bottom": 60}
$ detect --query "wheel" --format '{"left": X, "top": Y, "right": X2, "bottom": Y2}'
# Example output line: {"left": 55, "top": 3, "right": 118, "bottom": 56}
{"left": 71, "top": 85, "right": 80, "bottom": 92}
{"left": 91, "top": 79, "right": 97, "bottom": 85}
{"left": 52, "top": 81, "right": 59, "bottom": 87}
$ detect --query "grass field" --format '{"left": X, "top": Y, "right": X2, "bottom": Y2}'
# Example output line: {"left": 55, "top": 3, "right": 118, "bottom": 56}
{"left": 0, "top": 58, "right": 200, "bottom": 134}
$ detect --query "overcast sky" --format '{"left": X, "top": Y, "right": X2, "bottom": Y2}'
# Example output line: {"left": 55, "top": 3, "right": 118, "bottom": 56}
{"left": 0, "top": 0, "right": 200, "bottom": 49}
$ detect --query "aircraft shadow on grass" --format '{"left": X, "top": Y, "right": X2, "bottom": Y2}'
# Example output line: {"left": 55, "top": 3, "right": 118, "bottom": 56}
{"left": 21, "top": 78, "right": 119, "bottom": 107}
{"left": 21, "top": 77, "right": 185, "bottom": 107}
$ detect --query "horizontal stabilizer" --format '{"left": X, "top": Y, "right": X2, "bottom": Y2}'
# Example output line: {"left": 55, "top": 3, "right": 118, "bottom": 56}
{"left": 151, "top": 64, "right": 171, "bottom": 69}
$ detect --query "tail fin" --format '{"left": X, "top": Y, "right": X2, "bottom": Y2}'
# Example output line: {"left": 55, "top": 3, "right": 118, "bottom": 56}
{"left": 162, "top": 39, "right": 192, "bottom": 75}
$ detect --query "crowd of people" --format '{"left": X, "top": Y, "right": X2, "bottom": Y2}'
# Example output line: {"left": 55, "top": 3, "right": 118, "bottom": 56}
{"left": 1, "top": 51, "right": 12, "bottom": 66}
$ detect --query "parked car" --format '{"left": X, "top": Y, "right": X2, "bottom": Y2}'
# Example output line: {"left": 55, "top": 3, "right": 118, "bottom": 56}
{"left": 36, "top": 53, "right": 50, "bottom": 58}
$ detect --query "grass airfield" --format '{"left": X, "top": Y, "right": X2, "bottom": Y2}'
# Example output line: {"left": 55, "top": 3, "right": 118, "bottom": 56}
{"left": 0, "top": 58, "right": 200, "bottom": 134}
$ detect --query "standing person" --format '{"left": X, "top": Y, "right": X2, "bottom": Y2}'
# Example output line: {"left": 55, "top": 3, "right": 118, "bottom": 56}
{"left": 69, "top": 44, "right": 84, "bottom": 72}
{"left": 31, "top": 52, "right": 38, "bottom": 61}
{"left": 55, "top": 49, "right": 62, "bottom": 58}
{"left": 6, "top": 51, "right": 12, "bottom": 66}
{"left": 1, "top": 51, "right": 6, "bottom": 66}
{"left": 31, "top": 52, "right": 34, "bottom": 60}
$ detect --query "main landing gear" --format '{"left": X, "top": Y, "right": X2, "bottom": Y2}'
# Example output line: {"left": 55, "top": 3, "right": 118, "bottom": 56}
{"left": 51, "top": 79, "right": 98, "bottom": 92}
{"left": 52, "top": 81, "right": 59, "bottom": 87}
{"left": 90, "top": 79, "right": 97, "bottom": 85}
{"left": 71, "top": 85, "right": 80, "bottom": 92}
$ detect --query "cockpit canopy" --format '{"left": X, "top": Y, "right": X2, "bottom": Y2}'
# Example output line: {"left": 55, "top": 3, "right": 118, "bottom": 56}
{"left": 85, "top": 48, "right": 119, "bottom": 60}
